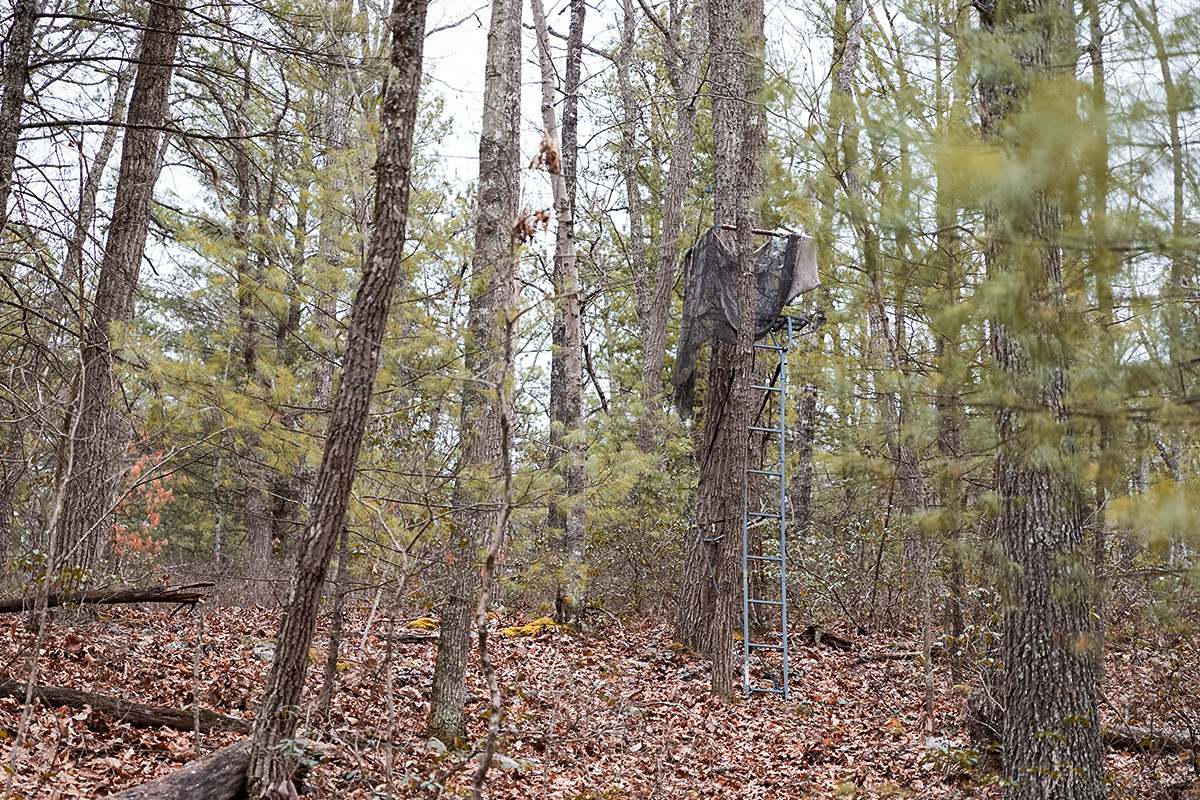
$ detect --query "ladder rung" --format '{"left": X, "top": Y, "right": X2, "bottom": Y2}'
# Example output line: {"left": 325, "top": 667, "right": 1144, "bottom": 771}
{"left": 746, "top": 554, "right": 782, "bottom": 562}
{"left": 753, "top": 343, "right": 787, "bottom": 352}
{"left": 748, "top": 685, "right": 787, "bottom": 694}
{"left": 703, "top": 536, "right": 724, "bottom": 543}
{"left": 748, "top": 642, "right": 785, "bottom": 650}
{"left": 747, "top": 469, "right": 782, "bottom": 477}
{"left": 751, "top": 384, "right": 782, "bottom": 392}
{"left": 747, "top": 511, "right": 782, "bottom": 519}
{"left": 748, "top": 425, "right": 782, "bottom": 433}
{"left": 748, "top": 599, "right": 784, "bottom": 606}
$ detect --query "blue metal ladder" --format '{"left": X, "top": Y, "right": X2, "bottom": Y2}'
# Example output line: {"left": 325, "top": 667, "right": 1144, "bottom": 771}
{"left": 741, "top": 316, "right": 798, "bottom": 698}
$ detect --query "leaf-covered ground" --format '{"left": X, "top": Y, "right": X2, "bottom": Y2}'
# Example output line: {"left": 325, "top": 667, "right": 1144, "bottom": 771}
{"left": 0, "top": 603, "right": 1195, "bottom": 798}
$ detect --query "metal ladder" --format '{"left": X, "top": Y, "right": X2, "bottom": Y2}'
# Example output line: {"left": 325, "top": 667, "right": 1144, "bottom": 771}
{"left": 741, "top": 316, "right": 799, "bottom": 699}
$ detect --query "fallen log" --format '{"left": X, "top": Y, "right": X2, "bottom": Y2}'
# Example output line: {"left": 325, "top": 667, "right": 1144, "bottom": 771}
{"left": 1103, "top": 723, "right": 1198, "bottom": 756}
{"left": 853, "top": 644, "right": 947, "bottom": 665}
{"left": 0, "top": 679, "right": 249, "bottom": 733}
{"left": 102, "top": 740, "right": 250, "bottom": 800}
{"left": 795, "top": 625, "right": 856, "bottom": 652}
{"left": 0, "top": 582, "right": 214, "bottom": 614}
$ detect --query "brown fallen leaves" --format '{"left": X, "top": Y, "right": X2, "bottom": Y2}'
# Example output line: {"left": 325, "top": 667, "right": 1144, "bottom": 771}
{"left": 0, "top": 605, "right": 1193, "bottom": 799}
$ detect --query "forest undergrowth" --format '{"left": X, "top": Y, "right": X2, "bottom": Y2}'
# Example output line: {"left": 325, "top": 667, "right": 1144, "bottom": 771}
{"left": 1, "top": 601, "right": 1197, "bottom": 799}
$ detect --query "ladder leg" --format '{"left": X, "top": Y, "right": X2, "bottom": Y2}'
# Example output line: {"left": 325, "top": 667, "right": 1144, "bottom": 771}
{"left": 743, "top": 316, "right": 792, "bottom": 700}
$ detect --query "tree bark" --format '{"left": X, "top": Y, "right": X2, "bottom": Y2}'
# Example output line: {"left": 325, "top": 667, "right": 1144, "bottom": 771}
{"left": 102, "top": 741, "right": 251, "bottom": 800}
{"left": 976, "top": 0, "right": 1107, "bottom": 795}
{"left": 532, "top": 0, "right": 587, "bottom": 627}
{"left": 787, "top": 383, "right": 818, "bottom": 534}
{"left": 426, "top": 0, "right": 521, "bottom": 746}
{"left": 57, "top": 0, "right": 186, "bottom": 573}
{"left": 309, "top": 0, "right": 356, "bottom": 425}
{"left": 618, "top": 0, "right": 651, "bottom": 331}
{"left": 0, "top": 0, "right": 38, "bottom": 234}
{"left": 306, "top": 1, "right": 356, "bottom": 703}
{"left": 1126, "top": 0, "right": 1189, "bottom": 566}
{"left": 61, "top": 51, "right": 139, "bottom": 309}
{"left": 315, "top": 525, "right": 349, "bottom": 719}
{"left": 638, "top": 0, "right": 707, "bottom": 451}
{"left": 1085, "top": 0, "right": 1116, "bottom": 692}
{"left": 209, "top": 46, "right": 276, "bottom": 591}
{"left": 245, "top": 1, "right": 426, "bottom": 794}
{"left": 702, "top": 0, "right": 765, "bottom": 701}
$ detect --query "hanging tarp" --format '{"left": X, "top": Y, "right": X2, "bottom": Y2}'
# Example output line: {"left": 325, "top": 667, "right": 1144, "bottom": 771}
{"left": 670, "top": 226, "right": 818, "bottom": 412}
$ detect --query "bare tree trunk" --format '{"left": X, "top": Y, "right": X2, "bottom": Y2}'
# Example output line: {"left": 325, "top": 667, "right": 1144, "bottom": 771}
{"left": 787, "top": 384, "right": 818, "bottom": 534}
{"left": 976, "top": 0, "right": 1106, "bottom": 795}
{"left": 639, "top": 0, "right": 707, "bottom": 450}
{"left": 470, "top": 316, "right": 516, "bottom": 800}
{"left": 304, "top": 0, "right": 356, "bottom": 683}
{"left": 221, "top": 49, "right": 275, "bottom": 590}
{"left": 310, "top": 0, "right": 356, "bottom": 423}
{"left": 618, "top": 0, "right": 650, "bottom": 331}
{"left": 61, "top": 51, "right": 139, "bottom": 308}
{"left": 1127, "top": 0, "right": 1188, "bottom": 565}
{"left": 1085, "top": 0, "right": 1115, "bottom": 691}
{"left": 0, "top": 399, "right": 24, "bottom": 560}
{"left": 245, "top": 1, "right": 426, "bottom": 794}
{"left": 426, "top": 0, "right": 521, "bottom": 745}
{"left": 0, "top": 0, "right": 37, "bottom": 234}
{"left": 57, "top": 0, "right": 185, "bottom": 573}
{"left": 674, "top": 353, "right": 735, "bottom": 655}
{"left": 928, "top": 0, "right": 971, "bottom": 692}
{"left": 705, "top": 0, "right": 765, "bottom": 701}
{"left": 532, "top": 0, "right": 587, "bottom": 627}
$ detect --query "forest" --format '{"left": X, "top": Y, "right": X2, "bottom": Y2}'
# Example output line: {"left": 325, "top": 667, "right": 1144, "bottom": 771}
{"left": 1, "top": 0, "right": 1199, "bottom": 797}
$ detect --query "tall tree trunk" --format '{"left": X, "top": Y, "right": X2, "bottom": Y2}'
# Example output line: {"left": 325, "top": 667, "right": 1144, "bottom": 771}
{"left": 618, "top": 0, "right": 651, "bottom": 336}
{"left": 57, "top": 0, "right": 185, "bottom": 573}
{"left": 787, "top": 383, "right": 818, "bottom": 535}
{"left": 245, "top": 1, "right": 426, "bottom": 793}
{"left": 639, "top": 0, "right": 707, "bottom": 451}
{"left": 1127, "top": 0, "right": 1188, "bottom": 560}
{"left": 931, "top": 0, "right": 969, "bottom": 689}
{"left": 304, "top": 0, "right": 356, "bottom": 688}
{"left": 0, "top": 371, "right": 25, "bottom": 559}
{"left": 61, "top": 51, "right": 139, "bottom": 309}
{"left": 1085, "top": 0, "right": 1115, "bottom": 691}
{"left": 532, "top": 0, "right": 587, "bottom": 627}
{"left": 223, "top": 48, "right": 275, "bottom": 590}
{"left": 310, "top": 0, "right": 356, "bottom": 423}
{"left": 426, "top": 0, "right": 521, "bottom": 745}
{"left": 976, "top": 0, "right": 1106, "bottom": 794}
{"left": 702, "top": 0, "right": 765, "bottom": 701}
{"left": 0, "top": 0, "right": 68, "bottom": 544}
{"left": 0, "top": 0, "right": 38, "bottom": 235}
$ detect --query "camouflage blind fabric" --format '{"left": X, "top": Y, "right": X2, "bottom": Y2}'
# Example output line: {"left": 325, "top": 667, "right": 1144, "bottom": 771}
{"left": 671, "top": 226, "right": 818, "bottom": 416}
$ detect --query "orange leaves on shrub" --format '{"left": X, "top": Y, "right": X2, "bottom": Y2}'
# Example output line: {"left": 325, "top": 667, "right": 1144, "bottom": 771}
{"left": 111, "top": 448, "right": 176, "bottom": 559}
